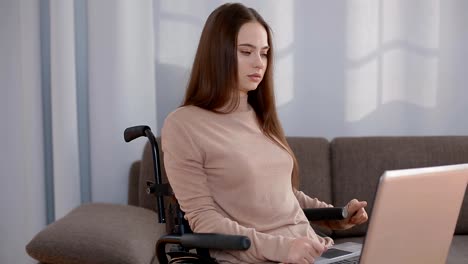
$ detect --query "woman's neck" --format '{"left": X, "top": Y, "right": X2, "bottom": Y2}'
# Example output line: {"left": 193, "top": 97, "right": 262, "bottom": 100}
{"left": 215, "top": 92, "right": 251, "bottom": 113}
{"left": 237, "top": 92, "right": 251, "bottom": 112}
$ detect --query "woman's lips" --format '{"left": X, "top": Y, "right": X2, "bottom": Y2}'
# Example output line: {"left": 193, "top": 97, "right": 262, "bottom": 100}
{"left": 248, "top": 74, "right": 262, "bottom": 82}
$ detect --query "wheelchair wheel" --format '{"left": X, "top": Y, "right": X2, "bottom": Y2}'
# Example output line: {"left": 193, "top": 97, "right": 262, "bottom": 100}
{"left": 167, "top": 251, "right": 218, "bottom": 264}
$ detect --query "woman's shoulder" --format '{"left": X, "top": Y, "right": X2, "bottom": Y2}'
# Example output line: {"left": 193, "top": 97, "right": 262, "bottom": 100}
{"left": 162, "top": 106, "right": 215, "bottom": 142}
{"left": 165, "top": 105, "right": 209, "bottom": 122}
{"left": 163, "top": 105, "right": 215, "bottom": 130}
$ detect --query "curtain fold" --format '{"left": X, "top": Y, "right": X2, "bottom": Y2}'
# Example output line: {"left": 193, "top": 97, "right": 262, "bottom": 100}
{"left": 49, "top": 0, "right": 81, "bottom": 220}
{"left": 1, "top": 1, "right": 45, "bottom": 263}
{"left": 1, "top": 0, "right": 156, "bottom": 262}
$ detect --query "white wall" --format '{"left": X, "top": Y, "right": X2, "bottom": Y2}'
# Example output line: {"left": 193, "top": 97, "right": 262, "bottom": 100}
{"left": 154, "top": 0, "right": 468, "bottom": 138}
{"left": 0, "top": 0, "right": 45, "bottom": 263}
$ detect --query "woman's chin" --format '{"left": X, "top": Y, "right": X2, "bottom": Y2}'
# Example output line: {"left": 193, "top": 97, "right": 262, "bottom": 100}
{"left": 239, "top": 86, "right": 258, "bottom": 94}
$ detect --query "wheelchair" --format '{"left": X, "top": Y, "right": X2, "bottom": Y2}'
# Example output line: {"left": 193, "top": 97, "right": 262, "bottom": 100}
{"left": 124, "top": 125, "right": 348, "bottom": 264}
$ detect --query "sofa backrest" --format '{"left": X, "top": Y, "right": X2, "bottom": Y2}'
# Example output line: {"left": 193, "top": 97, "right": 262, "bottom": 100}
{"left": 287, "top": 137, "right": 332, "bottom": 205}
{"left": 331, "top": 136, "right": 468, "bottom": 237}
{"left": 132, "top": 136, "right": 468, "bottom": 238}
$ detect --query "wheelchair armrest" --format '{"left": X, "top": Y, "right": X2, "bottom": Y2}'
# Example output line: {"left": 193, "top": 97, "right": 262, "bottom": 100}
{"left": 156, "top": 233, "right": 251, "bottom": 264}
{"left": 180, "top": 233, "right": 250, "bottom": 250}
{"left": 303, "top": 207, "right": 348, "bottom": 221}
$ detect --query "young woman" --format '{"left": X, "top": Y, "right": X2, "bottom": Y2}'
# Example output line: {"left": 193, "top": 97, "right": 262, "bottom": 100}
{"left": 161, "top": 3, "right": 368, "bottom": 263}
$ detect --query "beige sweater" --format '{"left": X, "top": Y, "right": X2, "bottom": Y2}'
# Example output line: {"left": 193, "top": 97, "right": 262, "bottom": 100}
{"left": 161, "top": 95, "right": 332, "bottom": 263}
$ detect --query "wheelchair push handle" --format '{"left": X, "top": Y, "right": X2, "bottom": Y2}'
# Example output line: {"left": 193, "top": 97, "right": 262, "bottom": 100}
{"left": 124, "top": 125, "right": 166, "bottom": 224}
{"left": 124, "top": 125, "right": 151, "bottom": 142}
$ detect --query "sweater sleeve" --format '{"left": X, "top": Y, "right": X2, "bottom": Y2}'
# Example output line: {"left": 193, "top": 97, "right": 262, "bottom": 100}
{"left": 161, "top": 114, "right": 294, "bottom": 263}
{"left": 293, "top": 188, "right": 332, "bottom": 209}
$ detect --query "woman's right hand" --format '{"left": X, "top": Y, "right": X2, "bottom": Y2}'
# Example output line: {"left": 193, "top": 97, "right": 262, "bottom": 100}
{"left": 286, "top": 237, "right": 326, "bottom": 263}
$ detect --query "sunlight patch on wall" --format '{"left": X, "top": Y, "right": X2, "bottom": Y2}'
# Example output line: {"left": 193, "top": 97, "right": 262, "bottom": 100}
{"left": 346, "top": 0, "right": 379, "bottom": 61}
{"left": 383, "top": 0, "right": 439, "bottom": 49}
{"left": 381, "top": 0, "right": 439, "bottom": 108}
{"left": 345, "top": 0, "right": 379, "bottom": 122}
{"left": 382, "top": 50, "right": 438, "bottom": 107}
{"left": 346, "top": 61, "right": 378, "bottom": 122}
{"left": 345, "top": 0, "right": 440, "bottom": 122}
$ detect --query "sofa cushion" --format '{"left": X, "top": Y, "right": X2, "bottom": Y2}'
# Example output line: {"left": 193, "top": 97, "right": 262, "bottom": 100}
{"left": 331, "top": 136, "right": 468, "bottom": 237}
{"left": 26, "top": 203, "right": 165, "bottom": 264}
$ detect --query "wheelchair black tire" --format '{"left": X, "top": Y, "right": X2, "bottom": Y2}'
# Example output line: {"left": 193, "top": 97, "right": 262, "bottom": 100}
{"left": 167, "top": 251, "right": 218, "bottom": 264}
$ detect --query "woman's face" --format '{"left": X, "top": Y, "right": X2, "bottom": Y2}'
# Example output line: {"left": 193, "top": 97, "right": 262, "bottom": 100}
{"left": 236, "top": 22, "right": 269, "bottom": 95}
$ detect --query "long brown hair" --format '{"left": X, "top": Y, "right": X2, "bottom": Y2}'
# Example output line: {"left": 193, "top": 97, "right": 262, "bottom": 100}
{"left": 183, "top": 3, "right": 300, "bottom": 188}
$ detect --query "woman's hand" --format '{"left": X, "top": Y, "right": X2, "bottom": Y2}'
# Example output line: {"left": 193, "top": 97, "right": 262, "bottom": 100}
{"left": 286, "top": 237, "right": 327, "bottom": 264}
{"left": 328, "top": 199, "right": 368, "bottom": 230}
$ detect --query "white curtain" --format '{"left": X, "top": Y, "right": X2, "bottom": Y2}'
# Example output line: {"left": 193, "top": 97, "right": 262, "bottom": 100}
{"left": 2, "top": 0, "right": 468, "bottom": 262}
{"left": 1, "top": 1, "right": 45, "bottom": 263}
{"left": 1, "top": 0, "right": 156, "bottom": 262}
{"left": 49, "top": 0, "right": 81, "bottom": 221}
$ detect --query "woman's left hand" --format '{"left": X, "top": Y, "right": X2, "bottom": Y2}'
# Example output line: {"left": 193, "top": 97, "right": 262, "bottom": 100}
{"left": 327, "top": 199, "right": 368, "bottom": 230}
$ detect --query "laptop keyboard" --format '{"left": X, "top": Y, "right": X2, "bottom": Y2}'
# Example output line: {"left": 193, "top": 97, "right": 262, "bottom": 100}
{"left": 333, "top": 256, "right": 360, "bottom": 263}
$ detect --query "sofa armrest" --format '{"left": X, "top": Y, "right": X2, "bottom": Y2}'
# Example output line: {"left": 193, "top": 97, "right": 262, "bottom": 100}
{"left": 26, "top": 203, "right": 166, "bottom": 264}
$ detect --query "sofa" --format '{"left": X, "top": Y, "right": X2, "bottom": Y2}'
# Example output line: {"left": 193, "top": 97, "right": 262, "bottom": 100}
{"left": 27, "top": 136, "right": 468, "bottom": 263}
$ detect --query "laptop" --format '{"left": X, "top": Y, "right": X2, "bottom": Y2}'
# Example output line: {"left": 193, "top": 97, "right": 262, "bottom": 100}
{"left": 315, "top": 163, "right": 468, "bottom": 264}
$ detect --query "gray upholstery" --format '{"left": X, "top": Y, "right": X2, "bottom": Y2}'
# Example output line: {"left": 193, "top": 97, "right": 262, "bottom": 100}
{"left": 26, "top": 203, "right": 165, "bottom": 264}
{"left": 288, "top": 137, "right": 332, "bottom": 205}
{"left": 128, "top": 161, "right": 141, "bottom": 206}
{"left": 288, "top": 137, "right": 333, "bottom": 236}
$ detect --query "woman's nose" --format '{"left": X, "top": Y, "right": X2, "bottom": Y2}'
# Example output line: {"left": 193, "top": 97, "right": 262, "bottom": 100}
{"left": 252, "top": 53, "right": 265, "bottom": 69}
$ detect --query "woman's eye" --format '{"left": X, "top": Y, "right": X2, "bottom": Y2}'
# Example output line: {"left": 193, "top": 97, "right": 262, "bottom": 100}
{"left": 241, "top": 51, "right": 251, "bottom": 55}
{"left": 261, "top": 53, "right": 268, "bottom": 57}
